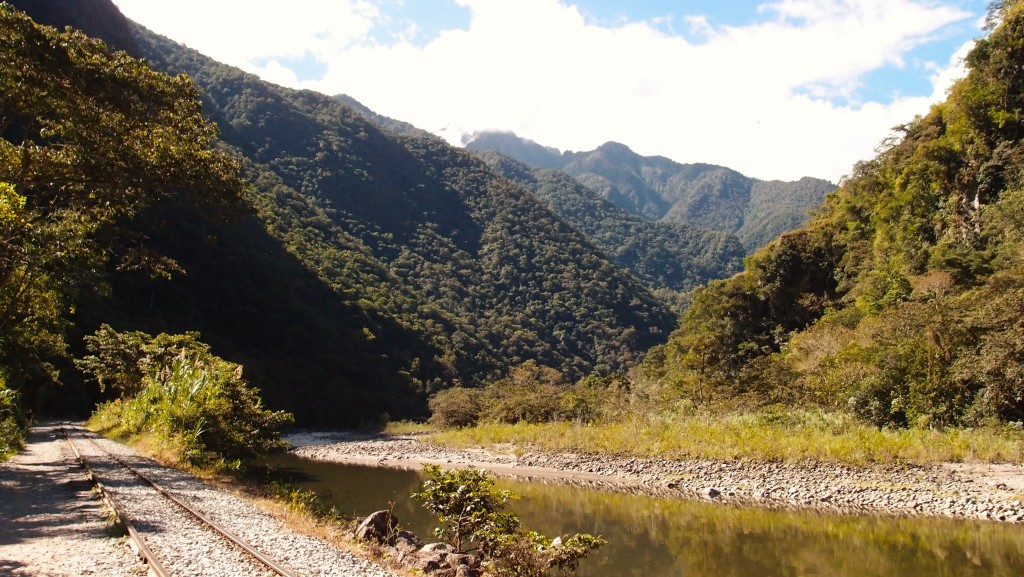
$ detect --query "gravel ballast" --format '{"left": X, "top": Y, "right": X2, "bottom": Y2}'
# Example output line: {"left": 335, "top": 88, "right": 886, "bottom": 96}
{"left": 0, "top": 423, "right": 146, "bottom": 577}
{"left": 2, "top": 423, "right": 401, "bottom": 577}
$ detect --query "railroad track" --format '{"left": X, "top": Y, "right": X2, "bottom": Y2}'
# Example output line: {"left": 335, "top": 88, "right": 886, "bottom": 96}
{"left": 60, "top": 424, "right": 302, "bottom": 577}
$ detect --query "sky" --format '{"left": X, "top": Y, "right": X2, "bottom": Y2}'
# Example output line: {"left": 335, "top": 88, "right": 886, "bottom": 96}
{"left": 110, "top": 0, "right": 991, "bottom": 182}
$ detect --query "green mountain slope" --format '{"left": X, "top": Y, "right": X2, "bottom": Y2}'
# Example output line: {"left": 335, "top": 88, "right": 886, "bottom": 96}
{"left": 476, "top": 151, "right": 745, "bottom": 307}
{"left": 465, "top": 134, "right": 835, "bottom": 252}
{"left": 9, "top": 0, "right": 676, "bottom": 425}
{"left": 639, "top": 0, "right": 1024, "bottom": 428}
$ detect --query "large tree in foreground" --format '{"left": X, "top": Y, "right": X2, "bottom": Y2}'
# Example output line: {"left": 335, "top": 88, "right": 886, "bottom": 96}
{"left": 0, "top": 4, "right": 245, "bottom": 401}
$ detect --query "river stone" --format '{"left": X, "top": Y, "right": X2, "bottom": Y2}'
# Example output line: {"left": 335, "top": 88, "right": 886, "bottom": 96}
{"left": 412, "top": 544, "right": 451, "bottom": 573}
{"left": 420, "top": 542, "right": 452, "bottom": 554}
{"left": 446, "top": 553, "right": 480, "bottom": 569}
{"left": 392, "top": 529, "right": 421, "bottom": 553}
{"left": 354, "top": 510, "right": 397, "bottom": 543}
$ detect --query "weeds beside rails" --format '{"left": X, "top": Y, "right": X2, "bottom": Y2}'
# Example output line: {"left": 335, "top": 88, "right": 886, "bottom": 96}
{"left": 265, "top": 479, "right": 342, "bottom": 520}
{"left": 419, "top": 410, "right": 1024, "bottom": 466}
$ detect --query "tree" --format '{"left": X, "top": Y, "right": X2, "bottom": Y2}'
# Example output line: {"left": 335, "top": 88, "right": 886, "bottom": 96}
{"left": 0, "top": 6, "right": 245, "bottom": 397}
{"left": 75, "top": 324, "right": 208, "bottom": 395}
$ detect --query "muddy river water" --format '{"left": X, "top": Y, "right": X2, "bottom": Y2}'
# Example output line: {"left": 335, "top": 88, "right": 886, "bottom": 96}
{"left": 268, "top": 452, "right": 1024, "bottom": 576}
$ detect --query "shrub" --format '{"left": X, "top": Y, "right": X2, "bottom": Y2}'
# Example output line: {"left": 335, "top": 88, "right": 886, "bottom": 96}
{"left": 412, "top": 465, "right": 605, "bottom": 577}
{"left": 84, "top": 328, "right": 293, "bottom": 468}
{"left": 76, "top": 324, "right": 208, "bottom": 395}
{"left": 482, "top": 381, "right": 565, "bottom": 424}
{"left": 428, "top": 387, "right": 483, "bottom": 428}
{"left": 0, "top": 376, "right": 24, "bottom": 459}
{"left": 481, "top": 361, "right": 567, "bottom": 424}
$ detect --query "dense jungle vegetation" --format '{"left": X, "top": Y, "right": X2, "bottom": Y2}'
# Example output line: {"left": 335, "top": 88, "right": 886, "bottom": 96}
{"left": 5, "top": 0, "right": 1024, "bottom": 463}
{"left": 123, "top": 22, "right": 677, "bottom": 421}
{"left": 476, "top": 151, "right": 745, "bottom": 308}
{"left": 423, "top": 0, "right": 1024, "bottom": 460}
{"left": 1, "top": 0, "right": 678, "bottom": 445}
{"left": 0, "top": 2, "right": 256, "bottom": 453}
{"left": 639, "top": 0, "right": 1024, "bottom": 430}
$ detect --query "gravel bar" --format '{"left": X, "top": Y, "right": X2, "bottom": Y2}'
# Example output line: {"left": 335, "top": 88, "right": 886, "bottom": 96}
{"left": 289, "top": 431, "right": 1024, "bottom": 523}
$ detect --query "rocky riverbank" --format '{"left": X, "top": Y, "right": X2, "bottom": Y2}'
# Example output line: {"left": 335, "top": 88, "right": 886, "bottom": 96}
{"left": 287, "top": 432, "right": 1024, "bottom": 524}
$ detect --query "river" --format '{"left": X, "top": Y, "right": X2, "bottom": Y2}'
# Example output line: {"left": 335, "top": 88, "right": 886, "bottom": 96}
{"left": 267, "top": 452, "right": 1024, "bottom": 576}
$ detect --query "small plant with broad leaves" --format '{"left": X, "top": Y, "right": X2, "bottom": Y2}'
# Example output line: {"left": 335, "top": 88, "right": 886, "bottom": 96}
{"left": 413, "top": 465, "right": 605, "bottom": 577}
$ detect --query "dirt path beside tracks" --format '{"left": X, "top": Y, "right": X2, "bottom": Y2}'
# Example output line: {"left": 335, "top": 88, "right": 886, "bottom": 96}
{"left": 0, "top": 423, "right": 145, "bottom": 576}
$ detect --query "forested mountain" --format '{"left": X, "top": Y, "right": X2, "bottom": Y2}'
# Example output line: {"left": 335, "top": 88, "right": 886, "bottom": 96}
{"left": 476, "top": 152, "right": 745, "bottom": 307}
{"left": 334, "top": 94, "right": 434, "bottom": 139}
{"left": 465, "top": 133, "right": 835, "bottom": 252}
{"left": 5, "top": 0, "right": 676, "bottom": 425}
{"left": 639, "top": 0, "right": 1024, "bottom": 428}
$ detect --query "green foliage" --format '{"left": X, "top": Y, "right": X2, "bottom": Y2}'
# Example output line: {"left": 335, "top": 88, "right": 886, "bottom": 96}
{"left": 413, "top": 465, "right": 516, "bottom": 553}
{"left": 428, "top": 364, "right": 634, "bottom": 428}
{"left": 0, "top": 5, "right": 244, "bottom": 410}
{"left": 76, "top": 324, "right": 207, "bottom": 395}
{"left": 266, "top": 480, "right": 338, "bottom": 519}
{"left": 479, "top": 152, "right": 745, "bottom": 307}
{"left": 0, "top": 374, "right": 25, "bottom": 460}
{"left": 480, "top": 361, "right": 567, "bottom": 425}
{"left": 638, "top": 0, "right": 1024, "bottom": 429}
{"left": 413, "top": 465, "right": 605, "bottom": 576}
{"left": 428, "top": 387, "right": 483, "bottom": 429}
{"left": 71, "top": 21, "right": 677, "bottom": 427}
{"left": 1, "top": 2, "right": 681, "bottom": 427}
{"left": 86, "top": 327, "right": 293, "bottom": 468}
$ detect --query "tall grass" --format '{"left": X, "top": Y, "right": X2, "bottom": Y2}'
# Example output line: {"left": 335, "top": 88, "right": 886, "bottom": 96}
{"left": 426, "top": 410, "right": 1024, "bottom": 466}
{"left": 90, "top": 353, "right": 292, "bottom": 471}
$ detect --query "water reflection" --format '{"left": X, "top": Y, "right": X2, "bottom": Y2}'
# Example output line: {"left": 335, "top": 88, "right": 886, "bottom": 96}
{"left": 267, "top": 452, "right": 1024, "bottom": 577}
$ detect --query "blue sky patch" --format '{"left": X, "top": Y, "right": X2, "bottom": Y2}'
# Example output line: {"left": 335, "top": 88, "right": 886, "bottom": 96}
{"left": 574, "top": 0, "right": 768, "bottom": 28}
{"left": 253, "top": 53, "right": 330, "bottom": 82}
{"left": 368, "top": 0, "right": 471, "bottom": 47}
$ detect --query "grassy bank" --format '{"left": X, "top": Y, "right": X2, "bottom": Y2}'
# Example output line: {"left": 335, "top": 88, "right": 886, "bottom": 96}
{"left": 399, "top": 411, "right": 1024, "bottom": 466}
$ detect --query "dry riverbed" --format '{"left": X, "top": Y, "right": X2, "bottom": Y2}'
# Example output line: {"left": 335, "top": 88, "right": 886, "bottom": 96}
{"left": 288, "top": 431, "right": 1024, "bottom": 524}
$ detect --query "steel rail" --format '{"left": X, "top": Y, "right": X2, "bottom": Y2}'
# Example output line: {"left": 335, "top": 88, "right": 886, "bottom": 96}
{"left": 62, "top": 424, "right": 301, "bottom": 577}
{"left": 61, "top": 424, "right": 172, "bottom": 577}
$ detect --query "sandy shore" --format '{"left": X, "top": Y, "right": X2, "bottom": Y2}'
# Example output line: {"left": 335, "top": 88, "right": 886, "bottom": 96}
{"left": 286, "top": 431, "right": 1024, "bottom": 523}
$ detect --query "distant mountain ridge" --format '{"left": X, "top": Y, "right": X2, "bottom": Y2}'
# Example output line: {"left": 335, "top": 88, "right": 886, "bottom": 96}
{"left": 330, "top": 97, "right": 746, "bottom": 308}
{"left": 465, "top": 132, "right": 835, "bottom": 252}
{"left": 476, "top": 151, "right": 745, "bottom": 306}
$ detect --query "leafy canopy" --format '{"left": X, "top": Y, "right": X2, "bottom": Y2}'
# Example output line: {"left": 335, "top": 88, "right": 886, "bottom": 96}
{"left": 0, "top": 5, "right": 244, "bottom": 397}
{"left": 638, "top": 0, "right": 1024, "bottom": 428}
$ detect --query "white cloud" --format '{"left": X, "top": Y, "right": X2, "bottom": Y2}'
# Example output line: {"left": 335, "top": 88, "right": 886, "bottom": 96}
{"left": 113, "top": 0, "right": 380, "bottom": 70}
{"left": 113, "top": 0, "right": 980, "bottom": 182}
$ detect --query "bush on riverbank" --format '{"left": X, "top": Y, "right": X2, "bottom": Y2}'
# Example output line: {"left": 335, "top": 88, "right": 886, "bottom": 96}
{"left": 413, "top": 465, "right": 605, "bottom": 577}
{"left": 84, "top": 327, "right": 293, "bottom": 470}
{"left": 427, "top": 364, "right": 632, "bottom": 429}
{"left": 420, "top": 359, "right": 1024, "bottom": 465}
